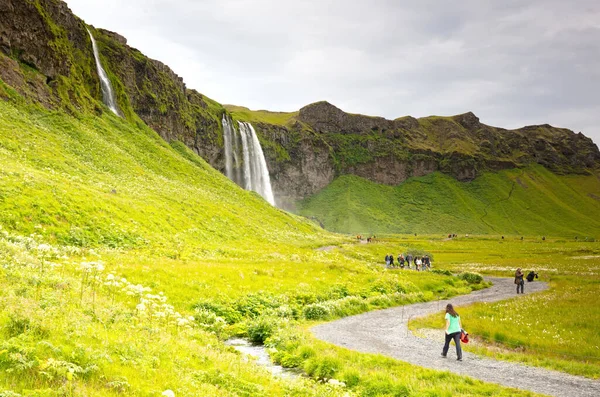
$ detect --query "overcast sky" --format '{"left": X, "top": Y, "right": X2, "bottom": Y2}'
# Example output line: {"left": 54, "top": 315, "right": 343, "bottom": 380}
{"left": 65, "top": 0, "right": 600, "bottom": 145}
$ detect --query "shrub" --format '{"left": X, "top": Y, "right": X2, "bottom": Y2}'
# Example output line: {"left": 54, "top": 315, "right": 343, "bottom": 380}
{"left": 432, "top": 269, "right": 452, "bottom": 276}
{"left": 341, "top": 369, "right": 361, "bottom": 387}
{"left": 330, "top": 296, "right": 368, "bottom": 317}
{"left": 302, "top": 303, "right": 331, "bottom": 320}
{"left": 193, "top": 301, "right": 242, "bottom": 324}
{"left": 458, "top": 272, "right": 483, "bottom": 284}
{"left": 303, "top": 356, "right": 341, "bottom": 380}
{"left": 194, "top": 308, "right": 227, "bottom": 336}
{"left": 247, "top": 317, "right": 279, "bottom": 344}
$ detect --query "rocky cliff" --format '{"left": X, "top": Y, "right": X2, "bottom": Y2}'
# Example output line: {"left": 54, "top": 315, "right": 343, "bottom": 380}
{"left": 1, "top": 0, "right": 599, "bottom": 210}
{"left": 232, "top": 101, "right": 600, "bottom": 209}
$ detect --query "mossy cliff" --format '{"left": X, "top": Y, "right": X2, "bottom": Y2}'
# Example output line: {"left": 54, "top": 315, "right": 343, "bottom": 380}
{"left": 0, "top": 0, "right": 225, "bottom": 165}
{"left": 230, "top": 101, "right": 599, "bottom": 209}
{"left": 1, "top": 0, "right": 599, "bottom": 212}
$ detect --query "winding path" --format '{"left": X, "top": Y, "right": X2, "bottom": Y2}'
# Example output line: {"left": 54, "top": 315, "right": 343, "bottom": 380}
{"left": 312, "top": 278, "right": 600, "bottom": 397}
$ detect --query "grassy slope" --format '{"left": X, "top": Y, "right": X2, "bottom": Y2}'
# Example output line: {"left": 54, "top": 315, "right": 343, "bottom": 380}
{"left": 0, "top": 86, "right": 325, "bottom": 251}
{"left": 224, "top": 105, "right": 298, "bottom": 126}
{"left": 297, "top": 167, "right": 600, "bottom": 237}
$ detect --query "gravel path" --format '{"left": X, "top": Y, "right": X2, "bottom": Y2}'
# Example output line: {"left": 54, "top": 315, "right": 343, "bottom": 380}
{"left": 312, "top": 278, "right": 600, "bottom": 397}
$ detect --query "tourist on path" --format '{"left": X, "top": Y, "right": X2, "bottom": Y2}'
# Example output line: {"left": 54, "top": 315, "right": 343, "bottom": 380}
{"left": 389, "top": 254, "right": 394, "bottom": 268}
{"left": 441, "top": 303, "right": 463, "bottom": 361}
{"left": 385, "top": 255, "right": 390, "bottom": 268}
{"left": 398, "top": 254, "right": 405, "bottom": 269}
{"left": 515, "top": 268, "right": 525, "bottom": 294}
{"left": 406, "top": 253, "right": 413, "bottom": 268}
{"left": 415, "top": 256, "right": 422, "bottom": 271}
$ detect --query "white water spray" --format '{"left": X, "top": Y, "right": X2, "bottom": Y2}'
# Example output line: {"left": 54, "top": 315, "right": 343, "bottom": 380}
{"left": 87, "top": 29, "right": 119, "bottom": 116}
{"left": 222, "top": 115, "right": 275, "bottom": 205}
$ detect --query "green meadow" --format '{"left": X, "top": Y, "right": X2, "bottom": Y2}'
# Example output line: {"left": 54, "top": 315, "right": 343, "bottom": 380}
{"left": 0, "top": 88, "right": 552, "bottom": 396}
{"left": 0, "top": 83, "right": 598, "bottom": 397}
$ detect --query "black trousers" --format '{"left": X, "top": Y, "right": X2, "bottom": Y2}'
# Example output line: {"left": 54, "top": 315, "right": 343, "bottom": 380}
{"left": 517, "top": 280, "right": 524, "bottom": 293}
{"left": 442, "top": 331, "right": 462, "bottom": 359}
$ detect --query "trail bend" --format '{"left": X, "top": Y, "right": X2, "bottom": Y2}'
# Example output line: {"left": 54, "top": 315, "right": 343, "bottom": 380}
{"left": 312, "top": 277, "right": 600, "bottom": 397}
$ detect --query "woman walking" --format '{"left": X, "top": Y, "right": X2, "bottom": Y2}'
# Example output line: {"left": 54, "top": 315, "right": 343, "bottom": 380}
{"left": 441, "top": 303, "right": 463, "bottom": 361}
{"left": 515, "top": 268, "right": 525, "bottom": 294}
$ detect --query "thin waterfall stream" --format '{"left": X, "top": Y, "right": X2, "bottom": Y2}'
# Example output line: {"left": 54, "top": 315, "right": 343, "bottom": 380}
{"left": 87, "top": 28, "right": 119, "bottom": 116}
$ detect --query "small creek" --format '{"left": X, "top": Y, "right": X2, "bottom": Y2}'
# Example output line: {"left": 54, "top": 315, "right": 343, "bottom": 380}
{"left": 225, "top": 338, "right": 301, "bottom": 379}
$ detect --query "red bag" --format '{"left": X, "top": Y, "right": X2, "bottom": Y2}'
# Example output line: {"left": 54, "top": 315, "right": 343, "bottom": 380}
{"left": 460, "top": 329, "right": 469, "bottom": 344}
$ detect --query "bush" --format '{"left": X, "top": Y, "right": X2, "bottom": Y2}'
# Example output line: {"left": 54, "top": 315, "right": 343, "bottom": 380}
{"left": 247, "top": 317, "right": 279, "bottom": 344}
{"left": 303, "top": 303, "right": 331, "bottom": 320}
{"left": 329, "top": 296, "right": 368, "bottom": 317}
{"left": 193, "top": 301, "right": 242, "bottom": 324}
{"left": 458, "top": 272, "right": 483, "bottom": 284}
{"left": 194, "top": 308, "right": 227, "bottom": 336}
{"left": 431, "top": 269, "right": 452, "bottom": 276}
{"left": 303, "top": 356, "right": 341, "bottom": 380}
{"left": 341, "top": 369, "right": 361, "bottom": 387}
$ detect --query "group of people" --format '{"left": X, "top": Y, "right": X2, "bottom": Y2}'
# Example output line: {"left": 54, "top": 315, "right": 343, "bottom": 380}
{"left": 385, "top": 253, "right": 431, "bottom": 271}
{"left": 514, "top": 268, "right": 539, "bottom": 294}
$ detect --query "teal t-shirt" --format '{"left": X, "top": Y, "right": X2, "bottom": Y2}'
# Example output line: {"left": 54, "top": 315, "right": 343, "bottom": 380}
{"left": 445, "top": 313, "right": 461, "bottom": 334}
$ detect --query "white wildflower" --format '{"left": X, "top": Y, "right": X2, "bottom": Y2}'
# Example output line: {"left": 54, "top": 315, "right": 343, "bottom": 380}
{"left": 162, "top": 391, "right": 175, "bottom": 397}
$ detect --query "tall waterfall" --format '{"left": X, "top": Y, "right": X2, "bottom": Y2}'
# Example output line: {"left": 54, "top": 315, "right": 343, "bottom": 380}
{"left": 222, "top": 116, "right": 275, "bottom": 205}
{"left": 87, "top": 29, "right": 119, "bottom": 116}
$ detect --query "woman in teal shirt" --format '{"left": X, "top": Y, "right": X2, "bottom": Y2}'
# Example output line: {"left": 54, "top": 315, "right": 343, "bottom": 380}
{"left": 441, "top": 303, "right": 463, "bottom": 361}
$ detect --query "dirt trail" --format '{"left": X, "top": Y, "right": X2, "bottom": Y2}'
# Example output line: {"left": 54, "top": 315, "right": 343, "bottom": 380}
{"left": 312, "top": 278, "right": 600, "bottom": 397}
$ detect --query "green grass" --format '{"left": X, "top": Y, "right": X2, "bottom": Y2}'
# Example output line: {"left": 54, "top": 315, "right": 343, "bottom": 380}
{"left": 224, "top": 105, "right": 298, "bottom": 126}
{"left": 400, "top": 236, "right": 600, "bottom": 378}
{"left": 297, "top": 168, "right": 600, "bottom": 236}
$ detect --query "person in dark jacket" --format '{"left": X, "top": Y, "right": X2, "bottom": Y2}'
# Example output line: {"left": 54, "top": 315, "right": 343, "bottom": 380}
{"left": 526, "top": 271, "right": 538, "bottom": 282}
{"left": 515, "top": 268, "right": 525, "bottom": 294}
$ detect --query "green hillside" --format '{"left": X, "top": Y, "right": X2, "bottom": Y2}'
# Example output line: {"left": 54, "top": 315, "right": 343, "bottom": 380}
{"left": 297, "top": 167, "right": 600, "bottom": 236}
{"left": 0, "top": 85, "right": 328, "bottom": 251}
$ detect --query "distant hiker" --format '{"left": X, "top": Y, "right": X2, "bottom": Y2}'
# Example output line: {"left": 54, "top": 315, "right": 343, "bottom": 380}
{"left": 441, "top": 303, "right": 463, "bottom": 361}
{"left": 406, "top": 253, "right": 413, "bottom": 268}
{"left": 389, "top": 254, "right": 395, "bottom": 268}
{"left": 515, "top": 268, "right": 525, "bottom": 294}
{"left": 526, "top": 271, "right": 538, "bottom": 282}
{"left": 424, "top": 255, "right": 431, "bottom": 270}
{"left": 542, "top": 236, "right": 546, "bottom": 241}
{"left": 415, "top": 257, "right": 422, "bottom": 271}
{"left": 398, "top": 254, "right": 405, "bottom": 269}
{"left": 385, "top": 255, "right": 390, "bottom": 267}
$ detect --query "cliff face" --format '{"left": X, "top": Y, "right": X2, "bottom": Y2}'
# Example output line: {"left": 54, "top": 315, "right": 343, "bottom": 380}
{"left": 238, "top": 101, "right": 599, "bottom": 208}
{"left": 1, "top": 0, "right": 599, "bottom": 211}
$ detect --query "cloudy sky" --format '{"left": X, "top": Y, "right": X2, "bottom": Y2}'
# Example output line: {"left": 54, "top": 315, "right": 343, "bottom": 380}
{"left": 65, "top": 0, "right": 600, "bottom": 145}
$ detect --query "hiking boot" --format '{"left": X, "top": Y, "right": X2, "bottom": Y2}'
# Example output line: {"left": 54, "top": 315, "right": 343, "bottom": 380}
{"left": 441, "top": 354, "right": 447, "bottom": 358}
{"left": 457, "top": 357, "right": 463, "bottom": 361}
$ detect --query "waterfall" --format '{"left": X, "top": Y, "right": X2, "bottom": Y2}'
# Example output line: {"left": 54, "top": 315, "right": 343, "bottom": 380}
{"left": 222, "top": 116, "right": 275, "bottom": 205}
{"left": 87, "top": 29, "right": 119, "bottom": 116}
